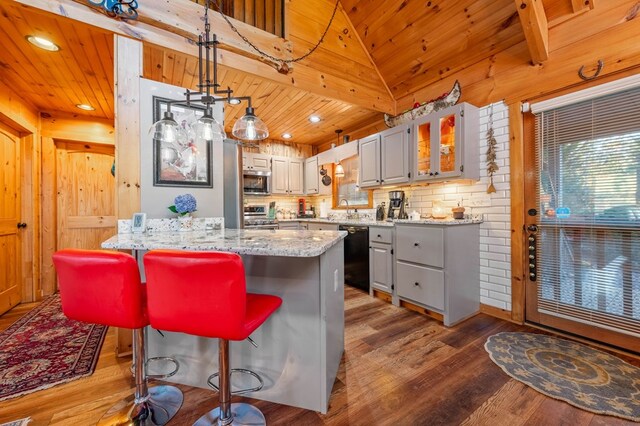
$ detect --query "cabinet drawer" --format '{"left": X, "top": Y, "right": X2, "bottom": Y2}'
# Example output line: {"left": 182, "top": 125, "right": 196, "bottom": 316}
{"left": 278, "top": 222, "right": 299, "bottom": 230}
{"left": 369, "top": 226, "right": 393, "bottom": 244}
{"left": 307, "top": 222, "right": 338, "bottom": 231}
{"left": 396, "top": 262, "right": 444, "bottom": 311}
{"left": 396, "top": 225, "right": 443, "bottom": 267}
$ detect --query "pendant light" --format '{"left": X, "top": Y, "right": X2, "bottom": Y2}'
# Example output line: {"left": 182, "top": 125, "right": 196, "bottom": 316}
{"left": 334, "top": 129, "right": 345, "bottom": 178}
{"left": 150, "top": 0, "right": 268, "bottom": 142}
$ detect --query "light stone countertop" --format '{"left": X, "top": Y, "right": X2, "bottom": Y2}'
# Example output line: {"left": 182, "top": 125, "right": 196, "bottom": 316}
{"left": 102, "top": 228, "right": 347, "bottom": 257}
{"left": 278, "top": 218, "right": 482, "bottom": 227}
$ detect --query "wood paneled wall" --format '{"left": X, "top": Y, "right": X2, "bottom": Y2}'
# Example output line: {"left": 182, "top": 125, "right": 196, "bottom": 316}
{"left": 243, "top": 138, "right": 314, "bottom": 158}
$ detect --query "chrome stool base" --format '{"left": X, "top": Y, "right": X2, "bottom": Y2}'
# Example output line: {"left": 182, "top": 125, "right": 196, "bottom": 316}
{"left": 98, "top": 385, "right": 183, "bottom": 426}
{"left": 193, "top": 402, "right": 266, "bottom": 426}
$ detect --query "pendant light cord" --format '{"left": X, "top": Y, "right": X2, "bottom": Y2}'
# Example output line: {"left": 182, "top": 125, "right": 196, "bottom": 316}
{"left": 209, "top": 0, "right": 340, "bottom": 66}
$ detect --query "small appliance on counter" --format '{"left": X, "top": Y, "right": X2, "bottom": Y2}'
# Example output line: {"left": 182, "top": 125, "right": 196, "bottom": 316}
{"left": 297, "top": 198, "right": 315, "bottom": 218}
{"left": 244, "top": 204, "right": 278, "bottom": 229}
{"left": 387, "top": 191, "right": 408, "bottom": 219}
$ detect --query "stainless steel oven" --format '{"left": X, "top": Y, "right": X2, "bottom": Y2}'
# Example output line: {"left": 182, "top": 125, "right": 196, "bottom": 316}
{"left": 244, "top": 205, "right": 278, "bottom": 229}
{"left": 243, "top": 170, "right": 271, "bottom": 195}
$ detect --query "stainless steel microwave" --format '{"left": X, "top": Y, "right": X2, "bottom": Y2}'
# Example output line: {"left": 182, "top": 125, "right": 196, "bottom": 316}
{"left": 243, "top": 170, "right": 271, "bottom": 195}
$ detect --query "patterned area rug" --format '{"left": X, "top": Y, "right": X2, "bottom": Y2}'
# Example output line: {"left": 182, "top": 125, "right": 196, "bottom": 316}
{"left": 485, "top": 332, "right": 640, "bottom": 421}
{"left": 0, "top": 295, "right": 107, "bottom": 401}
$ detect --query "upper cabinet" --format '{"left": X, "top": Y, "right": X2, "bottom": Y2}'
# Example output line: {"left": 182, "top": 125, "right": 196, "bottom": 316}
{"left": 243, "top": 152, "right": 271, "bottom": 172}
{"left": 305, "top": 156, "right": 319, "bottom": 195}
{"left": 412, "top": 103, "right": 479, "bottom": 182}
{"left": 272, "top": 155, "right": 304, "bottom": 195}
{"left": 359, "top": 124, "right": 411, "bottom": 188}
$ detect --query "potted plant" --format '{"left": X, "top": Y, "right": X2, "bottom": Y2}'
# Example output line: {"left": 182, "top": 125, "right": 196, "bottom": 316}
{"left": 169, "top": 194, "right": 197, "bottom": 231}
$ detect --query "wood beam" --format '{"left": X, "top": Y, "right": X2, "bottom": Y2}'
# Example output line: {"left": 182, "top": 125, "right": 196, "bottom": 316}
{"left": 70, "top": 0, "right": 292, "bottom": 72}
{"left": 15, "top": 0, "right": 395, "bottom": 114}
{"left": 515, "top": 0, "right": 549, "bottom": 64}
{"left": 509, "top": 102, "right": 526, "bottom": 324}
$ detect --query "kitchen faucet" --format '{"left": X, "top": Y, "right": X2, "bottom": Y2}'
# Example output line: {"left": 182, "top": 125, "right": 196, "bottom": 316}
{"left": 339, "top": 198, "right": 356, "bottom": 219}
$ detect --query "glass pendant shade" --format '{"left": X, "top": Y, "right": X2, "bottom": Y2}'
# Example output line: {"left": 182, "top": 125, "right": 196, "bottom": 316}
{"left": 196, "top": 111, "right": 226, "bottom": 142}
{"left": 334, "top": 162, "right": 345, "bottom": 178}
{"left": 151, "top": 111, "right": 180, "bottom": 143}
{"left": 232, "top": 107, "right": 269, "bottom": 140}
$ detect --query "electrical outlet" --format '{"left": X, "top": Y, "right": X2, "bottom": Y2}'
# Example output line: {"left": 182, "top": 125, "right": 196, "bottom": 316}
{"left": 469, "top": 196, "right": 491, "bottom": 207}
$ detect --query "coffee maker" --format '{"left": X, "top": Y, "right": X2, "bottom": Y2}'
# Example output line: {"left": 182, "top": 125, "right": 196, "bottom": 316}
{"left": 387, "top": 191, "right": 407, "bottom": 219}
{"left": 297, "top": 198, "right": 306, "bottom": 217}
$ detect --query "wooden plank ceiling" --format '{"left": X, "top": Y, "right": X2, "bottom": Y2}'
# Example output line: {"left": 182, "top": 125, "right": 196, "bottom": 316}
{"left": 0, "top": 0, "right": 597, "bottom": 145}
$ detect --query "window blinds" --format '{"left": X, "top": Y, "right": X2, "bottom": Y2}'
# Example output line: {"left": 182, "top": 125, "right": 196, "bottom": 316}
{"left": 534, "top": 86, "right": 640, "bottom": 337}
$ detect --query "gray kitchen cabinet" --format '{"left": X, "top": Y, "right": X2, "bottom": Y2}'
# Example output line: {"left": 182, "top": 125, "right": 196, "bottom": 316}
{"left": 305, "top": 156, "right": 319, "bottom": 195}
{"left": 412, "top": 102, "right": 479, "bottom": 183}
{"left": 369, "top": 225, "right": 393, "bottom": 295}
{"left": 359, "top": 134, "right": 381, "bottom": 187}
{"left": 278, "top": 221, "right": 301, "bottom": 230}
{"left": 359, "top": 124, "right": 410, "bottom": 188}
{"left": 243, "top": 152, "right": 271, "bottom": 172}
{"left": 395, "top": 223, "right": 479, "bottom": 326}
{"left": 307, "top": 222, "right": 339, "bottom": 231}
{"left": 272, "top": 155, "right": 304, "bottom": 195}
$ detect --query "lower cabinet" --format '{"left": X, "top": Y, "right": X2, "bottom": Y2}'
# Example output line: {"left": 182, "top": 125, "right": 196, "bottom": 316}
{"left": 278, "top": 221, "right": 300, "bottom": 230}
{"left": 307, "top": 222, "right": 339, "bottom": 231}
{"left": 369, "top": 226, "right": 393, "bottom": 295}
{"left": 394, "top": 223, "right": 479, "bottom": 326}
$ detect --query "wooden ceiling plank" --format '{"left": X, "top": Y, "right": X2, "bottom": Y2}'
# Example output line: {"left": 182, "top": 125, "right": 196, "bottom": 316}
{"left": 0, "top": 6, "right": 80, "bottom": 115}
{"left": 515, "top": 0, "right": 549, "bottom": 63}
{"left": 372, "top": 0, "right": 510, "bottom": 70}
{"left": 394, "top": 0, "right": 636, "bottom": 100}
{"left": 396, "top": 3, "right": 640, "bottom": 111}
{"left": 65, "top": 22, "right": 114, "bottom": 118}
{"left": 380, "top": 11, "right": 523, "bottom": 96}
{"left": 18, "top": 0, "right": 394, "bottom": 113}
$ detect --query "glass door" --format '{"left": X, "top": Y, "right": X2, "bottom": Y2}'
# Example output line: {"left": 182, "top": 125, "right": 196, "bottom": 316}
{"left": 525, "top": 87, "right": 640, "bottom": 351}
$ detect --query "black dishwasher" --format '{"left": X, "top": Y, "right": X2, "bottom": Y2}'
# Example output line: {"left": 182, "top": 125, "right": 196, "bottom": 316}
{"left": 339, "top": 225, "right": 369, "bottom": 291}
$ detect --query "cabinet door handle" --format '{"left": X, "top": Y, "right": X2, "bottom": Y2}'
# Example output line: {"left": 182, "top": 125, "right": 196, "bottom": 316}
{"left": 377, "top": 234, "right": 381, "bottom": 238}
{"left": 414, "top": 282, "right": 420, "bottom": 287}
{"left": 434, "top": 172, "right": 439, "bottom": 176}
{"left": 429, "top": 172, "right": 434, "bottom": 176}
{"left": 414, "top": 242, "right": 420, "bottom": 247}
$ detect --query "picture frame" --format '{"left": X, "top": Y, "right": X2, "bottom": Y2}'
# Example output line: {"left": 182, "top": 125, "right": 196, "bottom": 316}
{"left": 152, "top": 96, "right": 213, "bottom": 188}
{"left": 131, "top": 212, "right": 147, "bottom": 233}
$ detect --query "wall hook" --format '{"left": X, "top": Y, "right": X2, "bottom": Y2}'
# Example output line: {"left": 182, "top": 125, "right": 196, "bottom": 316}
{"left": 578, "top": 60, "right": 604, "bottom": 81}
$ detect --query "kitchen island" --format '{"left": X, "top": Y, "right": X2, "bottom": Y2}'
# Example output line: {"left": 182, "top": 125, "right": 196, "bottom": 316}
{"left": 102, "top": 229, "right": 346, "bottom": 413}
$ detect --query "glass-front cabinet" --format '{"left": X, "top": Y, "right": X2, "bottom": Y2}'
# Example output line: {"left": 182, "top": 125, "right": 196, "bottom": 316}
{"left": 413, "top": 103, "right": 479, "bottom": 182}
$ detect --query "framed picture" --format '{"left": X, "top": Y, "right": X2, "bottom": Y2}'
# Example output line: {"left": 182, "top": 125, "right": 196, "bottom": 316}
{"left": 131, "top": 212, "right": 147, "bottom": 233}
{"left": 152, "top": 96, "right": 213, "bottom": 187}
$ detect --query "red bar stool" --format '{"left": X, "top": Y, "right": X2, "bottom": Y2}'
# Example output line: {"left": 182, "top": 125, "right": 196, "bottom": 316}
{"left": 53, "top": 249, "right": 183, "bottom": 426}
{"left": 143, "top": 250, "right": 282, "bottom": 426}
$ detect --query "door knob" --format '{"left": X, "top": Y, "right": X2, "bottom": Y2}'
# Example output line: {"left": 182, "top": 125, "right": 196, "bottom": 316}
{"left": 17, "top": 222, "right": 27, "bottom": 229}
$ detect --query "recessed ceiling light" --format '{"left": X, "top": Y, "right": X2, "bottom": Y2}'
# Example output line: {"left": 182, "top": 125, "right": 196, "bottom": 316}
{"left": 282, "top": 133, "right": 292, "bottom": 139}
{"left": 76, "top": 104, "right": 95, "bottom": 111}
{"left": 308, "top": 115, "right": 321, "bottom": 123}
{"left": 228, "top": 98, "right": 241, "bottom": 105}
{"left": 26, "top": 35, "right": 60, "bottom": 52}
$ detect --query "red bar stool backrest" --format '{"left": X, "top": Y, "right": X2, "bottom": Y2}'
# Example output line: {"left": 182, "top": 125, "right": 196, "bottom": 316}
{"left": 52, "top": 249, "right": 148, "bottom": 329}
{"left": 143, "top": 250, "right": 249, "bottom": 340}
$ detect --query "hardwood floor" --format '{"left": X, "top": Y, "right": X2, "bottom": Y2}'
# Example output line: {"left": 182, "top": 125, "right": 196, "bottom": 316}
{"left": 1, "top": 287, "right": 638, "bottom": 425}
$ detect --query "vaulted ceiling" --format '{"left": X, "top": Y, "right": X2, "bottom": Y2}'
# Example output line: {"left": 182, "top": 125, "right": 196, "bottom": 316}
{"left": 0, "top": 0, "right": 624, "bottom": 145}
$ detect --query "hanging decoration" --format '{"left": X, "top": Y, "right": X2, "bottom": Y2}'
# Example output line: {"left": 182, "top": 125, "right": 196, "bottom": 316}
{"left": 384, "top": 80, "right": 461, "bottom": 128}
{"left": 87, "top": 0, "right": 139, "bottom": 19}
{"left": 486, "top": 104, "right": 499, "bottom": 194}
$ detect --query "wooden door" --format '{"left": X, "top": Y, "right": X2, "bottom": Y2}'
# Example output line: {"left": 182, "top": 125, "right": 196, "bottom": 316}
{"left": 0, "top": 127, "right": 21, "bottom": 314}
{"left": 56, "top": 141, "right": 116, "bottom": 253}
{"left": 370, "top": 242, "right": 392, "bottom": 294}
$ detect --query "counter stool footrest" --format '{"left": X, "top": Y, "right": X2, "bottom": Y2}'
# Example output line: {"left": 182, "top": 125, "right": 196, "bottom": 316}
{"left": 207, "top": 368, "right": 264, "bottom": 395}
